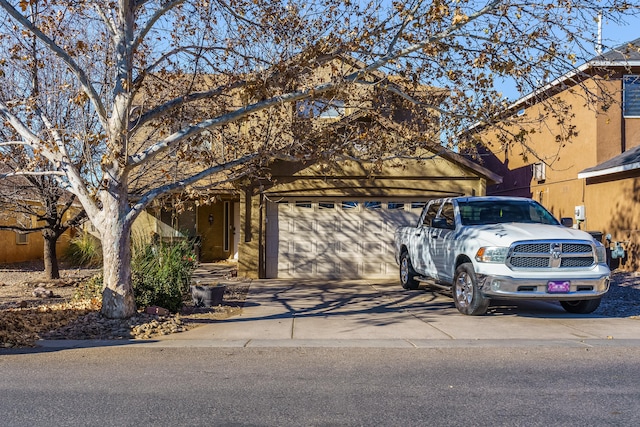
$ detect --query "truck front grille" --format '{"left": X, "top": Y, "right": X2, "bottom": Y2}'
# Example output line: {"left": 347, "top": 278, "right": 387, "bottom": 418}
{"left": 507, "top": 240, "right": 595, "bottom": 269}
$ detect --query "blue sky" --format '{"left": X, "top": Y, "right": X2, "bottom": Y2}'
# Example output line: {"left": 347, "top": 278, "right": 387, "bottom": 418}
{"left": 599, "top": 13, "right": 640, "bottom": 51}
{"left": 494, "top": 12, "right": 640, "bottom": 101}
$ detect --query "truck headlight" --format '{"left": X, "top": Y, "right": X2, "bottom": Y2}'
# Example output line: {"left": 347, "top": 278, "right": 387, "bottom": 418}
{"left": 475, "top": 247, "right": 509, "bottom": 263}
{"left": 595, "top": 243, "right": 607, "bottom": 264}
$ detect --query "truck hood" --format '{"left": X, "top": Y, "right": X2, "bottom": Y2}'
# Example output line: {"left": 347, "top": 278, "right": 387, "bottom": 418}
{"left": 466, "top": 223, "right": 597, "bottom": 246}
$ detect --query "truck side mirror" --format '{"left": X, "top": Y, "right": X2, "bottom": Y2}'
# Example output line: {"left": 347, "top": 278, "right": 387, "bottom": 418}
{"left": 432, "top": 217, "right": 451, "bottom": 229}
{"left": 560, "top": 217, "right": 573, "bottom": 228}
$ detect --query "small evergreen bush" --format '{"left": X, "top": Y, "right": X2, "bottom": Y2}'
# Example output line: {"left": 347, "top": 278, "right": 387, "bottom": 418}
{"left": 131, "top": 237, "right": 197, "bottom": 313}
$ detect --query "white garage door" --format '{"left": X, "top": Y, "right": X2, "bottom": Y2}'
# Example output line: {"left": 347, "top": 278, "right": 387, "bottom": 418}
{"left": 265, "top": 199, "right": 425, "bottom": 279}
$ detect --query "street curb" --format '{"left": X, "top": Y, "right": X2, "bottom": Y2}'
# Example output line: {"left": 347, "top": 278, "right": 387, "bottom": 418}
{"left": 33, "top": 338, "right": 640, "bottom": 350}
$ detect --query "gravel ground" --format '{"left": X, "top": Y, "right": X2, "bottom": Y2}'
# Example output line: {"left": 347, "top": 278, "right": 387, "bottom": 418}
{"left": 0, "top": 261, "right": 249, "bottom": 348}
{"left": 593, "top": 271, "right": 640, "bottom": 318}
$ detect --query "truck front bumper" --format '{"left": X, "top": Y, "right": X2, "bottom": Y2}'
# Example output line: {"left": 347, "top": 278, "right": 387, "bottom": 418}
{"left": 476, "top": 273, "right": 610, "bottom": 300}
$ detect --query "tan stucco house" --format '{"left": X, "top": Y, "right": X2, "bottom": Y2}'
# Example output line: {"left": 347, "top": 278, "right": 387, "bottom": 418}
{"left": 472, "top": 39, "right": 640, "bottom": 270}
{"left": 137, "top": 147, "right": 500, "bottom": 280}
{"left": 135, "top": 58, "right": 501, "bottom": 279}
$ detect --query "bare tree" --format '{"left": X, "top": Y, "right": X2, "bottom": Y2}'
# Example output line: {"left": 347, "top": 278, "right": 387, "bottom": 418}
{"left": 0, "top": 1, "right": 89, "bottom": 279}
{"left": 0, "top": 0, "right": 636, "bottom": 318}
{"left": 0, "top": 162, "right": 86, "bottom": 279}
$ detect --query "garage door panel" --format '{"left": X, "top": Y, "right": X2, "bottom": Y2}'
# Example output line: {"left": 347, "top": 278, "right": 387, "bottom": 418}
{"left": 293, "top": 220, "right": 314, "bottom": 233}
{"left": 362, "top": 241, "right": 385, "bottom": 255}
{"left": 363, "top": 262, "right": 386, "bottom": 276}
{"left": 317, "top": 221, "right": 336, "bottom": 233}
{"left": 316, "top": 261, "right": 339, "bottom": 276}
{"left": 362, "top": 220, "right": 385, "bottom": 234}
{"left": 293, "top": 240, "right": 313, "bottom": 254}
{"left": 293, "top": 261, "right": 313, "bottom": 275}
{"left": 316, "top": 242, "right": 336, "bottom": 255}
{"left": 339, "top": 220, "right": 361, "bottom": 234}
{"left": 338, "top": 241, "right": 360, "bottom": 255}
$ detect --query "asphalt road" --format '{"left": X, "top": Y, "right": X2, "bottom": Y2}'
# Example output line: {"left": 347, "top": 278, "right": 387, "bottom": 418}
{"left": 1, "top": 345, "right": 639, "bottom": 426}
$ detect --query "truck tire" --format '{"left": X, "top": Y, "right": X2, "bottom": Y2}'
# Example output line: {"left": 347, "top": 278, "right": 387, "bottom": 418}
{"left": 452, "top": 263, "right": 489, "bottom": 315}
{"left": 560, "top": 298, "right": 601, "bottom": 314}
{"left": 400, "top": 251, "right": 420, "bottom": 290}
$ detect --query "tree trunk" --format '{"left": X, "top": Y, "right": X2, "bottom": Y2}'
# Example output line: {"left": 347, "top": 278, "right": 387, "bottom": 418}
{"left": 100, "top": 225, "right": 137, "bottom": 318}
{"left": 42, "top": 231, "right": 60, "bottom": 280}
{"left": 99, "top": 193, "right": 137, "bottom": 318}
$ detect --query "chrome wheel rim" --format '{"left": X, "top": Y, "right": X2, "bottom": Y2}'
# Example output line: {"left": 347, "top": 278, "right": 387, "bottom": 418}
{"left": 455, "top": 272, "right": 473, "bottom": 308}
{"left": 400, "top": 257, "right": 409, "bottom": 284}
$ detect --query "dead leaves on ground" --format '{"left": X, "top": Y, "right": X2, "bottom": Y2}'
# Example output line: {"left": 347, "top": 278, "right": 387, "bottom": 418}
{"left": 0, "top": 299, "right": 100, "bottom": 348}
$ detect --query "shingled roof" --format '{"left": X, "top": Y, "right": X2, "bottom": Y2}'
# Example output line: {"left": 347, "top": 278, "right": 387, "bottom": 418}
{"left": 578, "top": 144, "right": 640, "bottom": 179}
{"left": 596, "top": 38, "right": 640, "bottom": 62}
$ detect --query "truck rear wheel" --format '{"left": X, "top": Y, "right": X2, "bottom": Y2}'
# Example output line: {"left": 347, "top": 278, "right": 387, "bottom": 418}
{"left": 452, "top": 263, "right": 489, "bottom": 315}
{"left": 560, "top": 298, "right": 601, "bottom": 314}
{"left": 400, "top": 251, "right": 420, "bottom": 290}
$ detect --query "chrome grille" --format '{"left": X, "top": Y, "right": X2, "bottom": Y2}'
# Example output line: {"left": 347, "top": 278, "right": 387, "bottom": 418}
{"left": 513, "top": 243, "right": 549, "bottom": 253}
{"left": 561, "top": 243, "right": 592, "bottom": 254}
{"left": 507, "top": 240, "right": 595, "bottom": 270}
{"left": 509, "top": 257, "right": 550, "bottom": 268}
{"left": 561, "top": 257, "right": 595, "bottom": 267}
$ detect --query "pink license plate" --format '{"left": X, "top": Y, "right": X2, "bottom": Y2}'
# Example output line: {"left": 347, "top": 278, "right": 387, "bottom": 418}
{"left": 547, "top": 281, "right": 570, "bottom": 293}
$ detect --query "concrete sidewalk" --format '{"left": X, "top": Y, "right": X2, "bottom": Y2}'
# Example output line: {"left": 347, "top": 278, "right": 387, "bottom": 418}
{"left": 150, "top": 278, "right": 640, "bottom": 348}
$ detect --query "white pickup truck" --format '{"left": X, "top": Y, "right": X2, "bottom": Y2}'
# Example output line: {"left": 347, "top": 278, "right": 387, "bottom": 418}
{"left": 394, "top": 196, "right": 610, "bottom": 315}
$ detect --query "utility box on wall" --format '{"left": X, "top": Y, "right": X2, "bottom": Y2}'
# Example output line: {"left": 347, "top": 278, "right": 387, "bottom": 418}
{"left": 574, "top": 205, "right": 586, "bottom": 221}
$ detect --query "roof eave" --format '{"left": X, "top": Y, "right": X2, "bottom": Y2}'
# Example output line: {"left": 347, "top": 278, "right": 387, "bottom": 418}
{"left": 577, "top": 162, "right": 640, "bottom": 179}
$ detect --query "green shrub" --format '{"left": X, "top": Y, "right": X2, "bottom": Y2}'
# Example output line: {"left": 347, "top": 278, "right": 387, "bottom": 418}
{"left": 131, "top": 238, "right": 197, "bottom": 313}
{"left": 65, "top": 232, "right": 103, "bottom": 267}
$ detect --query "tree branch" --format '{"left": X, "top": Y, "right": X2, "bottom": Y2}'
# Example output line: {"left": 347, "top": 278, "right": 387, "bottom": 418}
{"left": 0, "top": 101, "right": 62, "bottom": 164}
{"left": 132, "top": 0, "right": 185, "bottom": 53}
{"left": 0, "top": 0, "right": 109, "bottom": 129}
{"left": 126, "top": 152, "right": 259, "bottom": 224}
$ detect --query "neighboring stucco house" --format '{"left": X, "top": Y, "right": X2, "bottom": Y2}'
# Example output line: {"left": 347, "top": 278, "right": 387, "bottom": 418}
{"left": 0, "top": 206, "right": 76, "bottom": 265}
{"left": 471, "top": 39, "right": 640, "bottom": 270}
{"left": 134, "top": 58, "right": 501, "bottom": 279}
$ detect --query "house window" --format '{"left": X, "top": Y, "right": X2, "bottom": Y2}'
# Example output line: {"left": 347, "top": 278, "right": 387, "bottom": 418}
{"left": 533, "top": 162, "right": 546, "bottom": 182}
{"left": 295, "top": 201, "right": 312, "bottom": 209}
{"left": 297, "top": 99, "right": 345, "bottom": 119}
{"left": 341, "top": 201, "right": 358, "bottom": 210}
{"left": 16, "top": 232, "right": 28, "bottom": 245}
{"left": 623, "top": 75, "right": 640, "bottom": 118}
{"left": 364, "top": 201, "right": 382, "bottom": 210}
{"left": 388, "top": 202, "right": 405, "bottom": 210}
{"left": 318, "top": 202, "right": 335, "bottom": 210}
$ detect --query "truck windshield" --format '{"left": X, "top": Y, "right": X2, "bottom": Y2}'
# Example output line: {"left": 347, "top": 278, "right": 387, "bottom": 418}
{"left": 458, "top": 200, "right": 560, "bottom": 226}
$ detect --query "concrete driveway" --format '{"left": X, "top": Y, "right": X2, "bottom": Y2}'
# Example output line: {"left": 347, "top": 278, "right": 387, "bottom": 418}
{"left": 156, "top": 279, "right": 640, "bottom": 348}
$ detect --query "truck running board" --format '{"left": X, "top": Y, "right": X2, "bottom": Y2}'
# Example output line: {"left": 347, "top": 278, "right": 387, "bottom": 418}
{"left": 415, "top": 276, "right": 452, "bottom": 295}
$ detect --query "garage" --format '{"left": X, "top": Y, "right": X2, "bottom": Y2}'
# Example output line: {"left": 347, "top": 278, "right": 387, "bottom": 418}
{"left": 238, "top": 155, "right": 501, "bottom": 279}
{"left": 265, "top": 199, "right": 425, "bottom": 279}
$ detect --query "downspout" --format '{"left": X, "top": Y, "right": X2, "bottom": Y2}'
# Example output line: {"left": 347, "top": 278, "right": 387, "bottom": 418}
{"left": 620, "top": 78, "right": 626, "bottom": 154}
{"left": 258, "top": 192, "right": 265, "bottom": 278}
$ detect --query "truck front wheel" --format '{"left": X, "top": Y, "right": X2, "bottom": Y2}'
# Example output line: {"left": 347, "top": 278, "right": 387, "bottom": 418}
{"left": 452, "top": 263, "right": 489, "bottom": 315}
{"left": 400, "top": 251, "right": 420, "bottom": 290}
{"left": 560, "top": 298, "right": 601, "bottom": 314}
